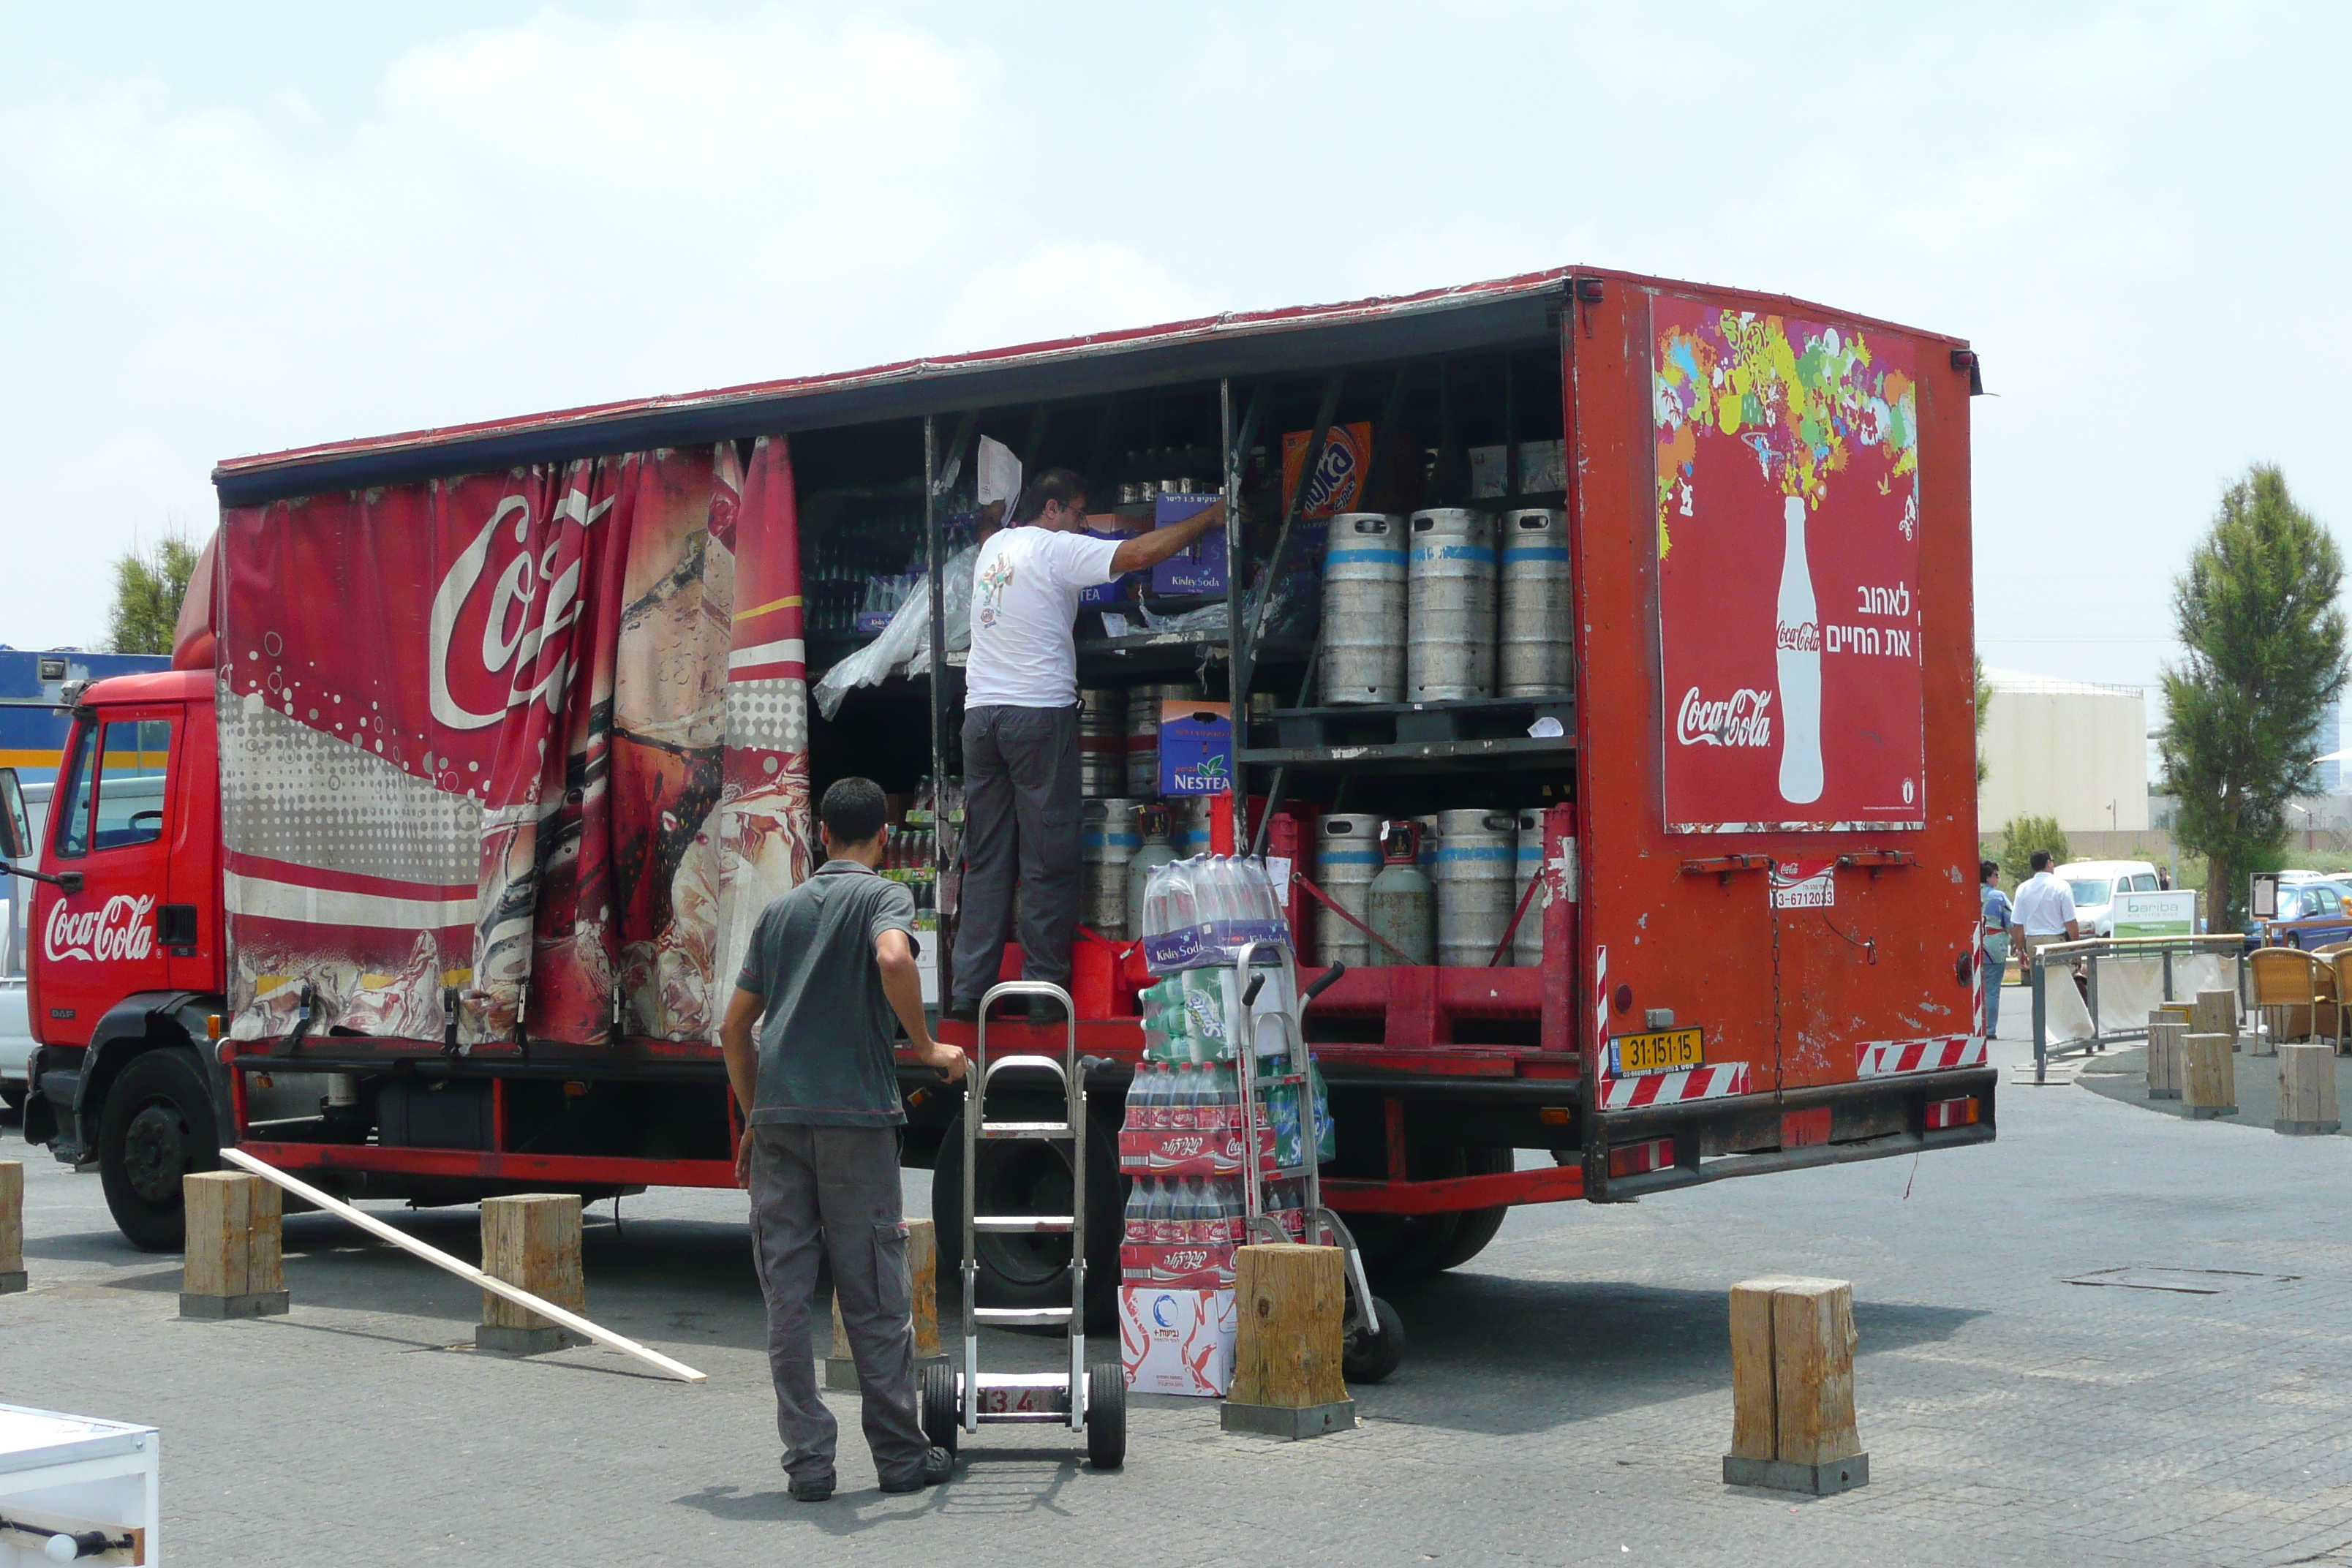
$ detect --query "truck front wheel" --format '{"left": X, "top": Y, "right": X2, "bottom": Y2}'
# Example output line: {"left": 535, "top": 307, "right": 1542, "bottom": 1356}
{"left": 97, "top": 1048, "right": 220, "bottom": 1252}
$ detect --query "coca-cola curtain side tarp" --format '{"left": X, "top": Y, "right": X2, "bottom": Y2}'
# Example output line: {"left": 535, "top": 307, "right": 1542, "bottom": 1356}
{"left": 215, "top": 438, "right": 813, "bottom": 1048}
{"left": 1651, "top": 297, "right": 1926, "bottom": 834}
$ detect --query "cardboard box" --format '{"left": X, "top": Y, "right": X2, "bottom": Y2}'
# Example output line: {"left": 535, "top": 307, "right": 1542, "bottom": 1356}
{"left": 1079, "top": 514, "right": 1147, "bottom": 606}
{"left": 1147, "top": 494, "right": 1226, "bottom": 595}
{"left": 1119, "top": 1286, "right": 1238, "bottom": 1396}
{"left": 1159, "top": 698, "right": 1231, "bottom": 796}
{"left": 1469, "top": 440, "right": 1568, "bottom": 497}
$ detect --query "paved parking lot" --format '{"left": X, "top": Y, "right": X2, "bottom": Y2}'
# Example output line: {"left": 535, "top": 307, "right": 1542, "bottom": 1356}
{"left": 10, "top": 993, "right": 2352, "bottom": 1567}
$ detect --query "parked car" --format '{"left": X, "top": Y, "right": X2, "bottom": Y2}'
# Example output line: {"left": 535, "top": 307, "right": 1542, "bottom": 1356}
{"left": 2054, "top": 859, "right": 2163, "bottom": 939}
{"left": 2247, "top": 878, "right": 2352, "bottom": 951}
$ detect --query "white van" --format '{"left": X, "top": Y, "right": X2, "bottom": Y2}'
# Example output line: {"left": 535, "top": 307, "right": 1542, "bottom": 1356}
{"left": 2054, "top": 859, "right": 2163, "bottom": 938}
{"left": 0, "top": 782, "right": 50, "bottom": 1115}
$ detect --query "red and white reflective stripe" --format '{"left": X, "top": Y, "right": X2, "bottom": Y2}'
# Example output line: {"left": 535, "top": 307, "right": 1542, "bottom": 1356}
{"left": 1854, "top": 1034, "right": 1986, "bottom": 1078}
{"left": 1970, "top": 916, "right": 1986, "bottom": 1038}
{"left": 1592, "top": 945, "right": 1611, "bottom": 1043}
{"left": 1598, "top": 1060, "right": 1752, "bottom": 1110}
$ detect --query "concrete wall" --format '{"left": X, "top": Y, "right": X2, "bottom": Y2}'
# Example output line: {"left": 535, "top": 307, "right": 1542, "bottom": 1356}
{"left": 1979, "top": 679, "right": 2149, "bottom": 835}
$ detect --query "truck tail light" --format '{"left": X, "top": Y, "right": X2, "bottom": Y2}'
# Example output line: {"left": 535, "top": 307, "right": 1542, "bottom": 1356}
{"left": 1608, "top": 1137, "right": 1675, "bottom": 1177}
{"left": 1926, "top": 1096, "right": 1979, "bottom": 1130}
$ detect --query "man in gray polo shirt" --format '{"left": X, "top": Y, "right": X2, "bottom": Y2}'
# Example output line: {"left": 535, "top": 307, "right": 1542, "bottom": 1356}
{"left": 719, "top": 776, "right": 968, "bottom": 1501}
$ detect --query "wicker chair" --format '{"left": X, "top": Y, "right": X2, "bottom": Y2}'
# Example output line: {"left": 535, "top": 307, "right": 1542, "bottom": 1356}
{"left": 2250, "top": 946, "right": 2326, "bottom": 1048}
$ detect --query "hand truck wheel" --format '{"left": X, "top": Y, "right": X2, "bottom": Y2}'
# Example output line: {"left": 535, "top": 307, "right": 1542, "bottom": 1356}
{"left": 921, "top": 1360, "right": 960, "bottom": 1455}
{"left": 1341, "top": 1294, "right": 1406, "bottom": 1385}
{"left": 1085, "top": 1363, "right": 1126, "bottom": 1469}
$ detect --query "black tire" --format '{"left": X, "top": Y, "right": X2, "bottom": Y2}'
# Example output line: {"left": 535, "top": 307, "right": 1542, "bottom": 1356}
{"left": 96, "top": 1048, "right": 219, "bottom": 1252}
{"left": 1428, "top": 1149, "right": 1514, "bottom": 1273}
{"left": 921, "top": 1359, "right": 960, "bottom": 1456}
{"left": 933, "top": 1099, "right": 1120, "bottom": 1326}
{"left": 1342, "top": 1294, "right": 1406, "bottom": 1385}
{"left": 0, "top": 1080, "right": 25, "bottom": 1114}
{"left": 1085, "top": 1363, "right": 1126, "bottom": 1469}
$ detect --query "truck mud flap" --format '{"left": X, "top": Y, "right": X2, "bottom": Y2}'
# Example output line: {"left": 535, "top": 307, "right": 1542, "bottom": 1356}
{"left": 1584, "top": 1066, "right": 1996, "bottom": 1203}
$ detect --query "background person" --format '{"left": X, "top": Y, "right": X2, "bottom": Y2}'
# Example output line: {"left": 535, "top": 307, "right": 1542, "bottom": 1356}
{"left": 947, "top": 467, "right": 1223, "bottom": 1024}
{"left": 2012, "top": 849, "right": 2081, "bottom": 981}
{"left": 718, "top": 776, "right": 968, "bottom": 1502}
{"left": 1980, "top": 858, "right": 2018, "bottom": 1037}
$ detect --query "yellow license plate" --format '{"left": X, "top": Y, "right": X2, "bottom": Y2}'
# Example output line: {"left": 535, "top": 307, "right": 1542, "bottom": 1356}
{"left": 1610, "top": 1027, "right": 1705, "bottom": 1077}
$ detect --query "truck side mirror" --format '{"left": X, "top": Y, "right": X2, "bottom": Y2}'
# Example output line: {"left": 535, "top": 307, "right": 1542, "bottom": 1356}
{"left": 0, "top": 769, "right": 28, "bottom": 862}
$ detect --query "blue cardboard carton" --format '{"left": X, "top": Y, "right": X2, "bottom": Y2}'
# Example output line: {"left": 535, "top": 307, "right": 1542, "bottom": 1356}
{"left": 1158, "top": 698, "right": 1231, "bottom": 796}
{"left": 1079, "top": 514, "right": 1147, "bottom": 606}
{"left": 1148, "top": 494, "right": 1226, "bottom": 595}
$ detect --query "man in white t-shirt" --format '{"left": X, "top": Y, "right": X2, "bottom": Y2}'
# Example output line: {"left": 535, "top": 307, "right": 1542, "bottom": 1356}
{"left": 2011, "top": 850, "right": 2080, "bottom": 969}
{"left": 947, "top": 469, "right": 1224, "bottom": 1024}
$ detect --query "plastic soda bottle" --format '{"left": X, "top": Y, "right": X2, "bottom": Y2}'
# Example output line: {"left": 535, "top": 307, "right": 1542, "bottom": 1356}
{"left": 1150, "top": 1177, "right": 1183, "bottom": 1245}
{"left": 1164, "top": 1062, "right": 1194, "bottom": 1131}
{"left": 1124, "top": 1179, "right": 1151, "bottom": 1245}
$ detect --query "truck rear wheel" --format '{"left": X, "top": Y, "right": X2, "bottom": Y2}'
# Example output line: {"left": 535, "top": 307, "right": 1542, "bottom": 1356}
{"left": 97, "top": 1047, "right": 219, "bottom": 1253}
{"left": 1353, "top": 1147, "right": 1515, "bottom": 1281}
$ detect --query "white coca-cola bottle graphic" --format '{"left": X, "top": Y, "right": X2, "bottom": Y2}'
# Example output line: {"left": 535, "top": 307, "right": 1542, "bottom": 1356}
{"left": 1775, "top": 493, "right": 1824, "bottom": 804}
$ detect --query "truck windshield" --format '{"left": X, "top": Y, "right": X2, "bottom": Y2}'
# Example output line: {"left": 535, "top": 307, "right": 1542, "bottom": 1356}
{"left": 2067, "top": 879, "right": 2111, "bottom": 908}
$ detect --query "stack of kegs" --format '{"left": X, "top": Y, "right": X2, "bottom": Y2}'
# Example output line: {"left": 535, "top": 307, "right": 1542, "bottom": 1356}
{"left": 1316, "top": 508, "right": 1570, "bottom": 706}
{"left": 1079, "top": 687, "right": 1128, "bottom": 798}
{"left": 1305, "top": 807, "right": 1567, "bottom": 970}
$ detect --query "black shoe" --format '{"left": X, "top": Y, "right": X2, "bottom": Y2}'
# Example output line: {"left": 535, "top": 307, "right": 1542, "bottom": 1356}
{"left": 788, "top": 1472, "right": 836, "bottom": 1503}
{"left": 1028, "top": 994, "right": 1068, "bottom": 1027}
{"left": 880, "top": 1447, "right": 954, "bottom": 1493}
{"left": 943, "top": 996, "right": 981, "bottom": 1024}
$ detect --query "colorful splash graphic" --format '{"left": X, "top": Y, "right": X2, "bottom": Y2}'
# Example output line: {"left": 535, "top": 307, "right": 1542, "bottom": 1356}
{"left": 1654, "top": 310, "right": 1918, "bottom": 561}
{"left": 1650, "top": 296, "right": 1925, "bottom": 833}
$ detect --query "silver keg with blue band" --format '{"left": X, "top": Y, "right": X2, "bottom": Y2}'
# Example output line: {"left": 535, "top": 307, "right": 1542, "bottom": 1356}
{"left": 1407, "top": 508, "right": 1497, "bottom": 701}
{"left": 1320, "top": 512, "right": 1407, "bottom": 704}
{"left": 1500, "top": 508, "right": 1572, "bottom": 698}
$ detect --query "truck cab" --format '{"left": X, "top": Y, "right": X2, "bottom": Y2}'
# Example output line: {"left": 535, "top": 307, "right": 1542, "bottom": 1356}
{"left": 18, "top": 670, "right": 228, "bottom": 1249}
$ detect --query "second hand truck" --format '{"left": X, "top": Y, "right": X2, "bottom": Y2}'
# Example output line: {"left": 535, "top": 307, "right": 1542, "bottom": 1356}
{"left": 925, "top": 979, "right": 1126, "bottom": 1470}
{"left": 1230, "top": 946, "right": 1405, "bottom": 1384}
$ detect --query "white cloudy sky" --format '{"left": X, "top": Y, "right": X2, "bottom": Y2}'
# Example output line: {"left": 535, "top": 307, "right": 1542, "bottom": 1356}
{"left": 3, "top": 0, "right": 2345, "bottom": 706}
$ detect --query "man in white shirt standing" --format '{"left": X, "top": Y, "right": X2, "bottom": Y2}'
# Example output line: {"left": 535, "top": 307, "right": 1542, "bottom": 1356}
{"left": 947, "top": 469, "right": 1224, "bottom": 1025}
{"left": 2011, "top": 850, "right": 2081, "bottom": 970}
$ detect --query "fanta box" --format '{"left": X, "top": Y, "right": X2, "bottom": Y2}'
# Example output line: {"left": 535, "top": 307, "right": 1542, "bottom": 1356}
{"left": 1281, "top": 421, "right": 1420, "bottom": 519}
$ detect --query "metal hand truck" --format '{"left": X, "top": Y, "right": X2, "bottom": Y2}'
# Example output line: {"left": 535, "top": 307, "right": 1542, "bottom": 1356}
{"left": 1228, "top": 943, "right": 1404, "bottom": 1382}
{"left": 924, "top": 979, "right": 1124, "bottom": 1469}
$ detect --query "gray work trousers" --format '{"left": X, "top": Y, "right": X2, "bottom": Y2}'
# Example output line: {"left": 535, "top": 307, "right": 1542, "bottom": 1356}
{"left": 953, "top": 704, "right": 1082, "bottom": 1002}
{"left": 745, "top": 1123, "right": 930, "bottom": 1488}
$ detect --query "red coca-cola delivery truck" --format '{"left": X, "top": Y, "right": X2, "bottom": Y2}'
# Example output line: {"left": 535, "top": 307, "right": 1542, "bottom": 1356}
{"left": 14, "top": 268, "right": 1992, "bottom": 1320}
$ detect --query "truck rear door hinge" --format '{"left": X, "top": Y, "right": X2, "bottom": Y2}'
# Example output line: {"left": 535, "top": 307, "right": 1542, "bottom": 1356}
{"left": 1680, "top": 854, "right": 1771, "bottom": 886}
{"left": 1834, "top": 850, "right": 1917, "bottom": 879}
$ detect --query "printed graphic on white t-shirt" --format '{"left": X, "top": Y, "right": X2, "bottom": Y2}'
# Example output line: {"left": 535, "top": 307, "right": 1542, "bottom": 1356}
{"left": 964, "top": 527, "right": 1123, "bottom": 709}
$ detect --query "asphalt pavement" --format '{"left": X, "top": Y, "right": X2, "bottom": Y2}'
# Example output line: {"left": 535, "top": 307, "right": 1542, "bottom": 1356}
{"left": 8, "top": 990, "right": 2352, "bottom": 1567}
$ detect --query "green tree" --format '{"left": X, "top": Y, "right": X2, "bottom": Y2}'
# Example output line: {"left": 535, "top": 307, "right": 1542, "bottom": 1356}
{"left": 106, "top": 535, "right": 199, "bottom": 655}
{"left": 1975, "top": 652, "right": 1992, "bottom": 787}
{"left": 1998, "top": 814, "right": 2069, "bottom": 889}
{"left": 2159, "top": 465, "right": 2349, "bottom": 930}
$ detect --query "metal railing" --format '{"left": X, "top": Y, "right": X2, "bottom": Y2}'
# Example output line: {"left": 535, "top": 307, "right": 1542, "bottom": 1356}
{"left": 2027, "top": 933, "right": 2248, "bottom": 1085}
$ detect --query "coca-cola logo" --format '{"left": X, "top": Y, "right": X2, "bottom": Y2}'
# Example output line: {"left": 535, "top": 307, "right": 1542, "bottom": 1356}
{"left": 1775, "top": 619, "right": 1820, "bottom": 653}
{"left": 1162, "top": 1137, "right": 1205, "bottom": 1158}
{"left": 45, "top": 895, "right": 156, "bottom": 963}
{"left": 428, "top": 491, "right": 604, "bottom": 731}
{"left": 1676, "top": 687, "right": 1774, "bottom": 748}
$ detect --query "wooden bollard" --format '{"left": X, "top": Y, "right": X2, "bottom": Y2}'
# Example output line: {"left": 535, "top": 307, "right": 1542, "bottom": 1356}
{"left": 2182, "top": 1032, "right": 2237, "bottom": 1120}
{"left": 2276, "top": 1043, "right": 2341, "bottom": 1135}
{"left": 0, "top": 1159, "right": 24, "bottom": 1294}
{"left": 2146, "top": 1017, "right": 2184, "bottom": 1101}
{"left": 1724, "top": 1275, "right": 1869, "bottom": 1495}
{"left": 826, "top": 1217, "right": 941, "bottom": 1390}
{"left": 2193, "top": 988, "right": 2239, "bottom": 1053}
{"left": 477, "top": 1194, "right": 584, "bottom": 1354}
{"left": 1220, "top": 1243, "right": 1356, "bottom": 1440}
{"left": 180, "top": 1170, "right": 287, "bottom": 1319}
